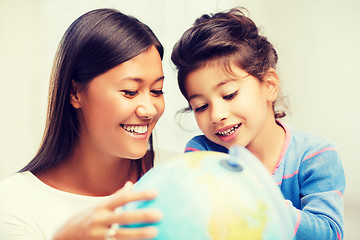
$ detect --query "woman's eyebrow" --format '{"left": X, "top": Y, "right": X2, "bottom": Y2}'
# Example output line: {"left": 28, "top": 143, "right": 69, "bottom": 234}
{"left": 117, "top": 75, "right": 165, "bottom": 83}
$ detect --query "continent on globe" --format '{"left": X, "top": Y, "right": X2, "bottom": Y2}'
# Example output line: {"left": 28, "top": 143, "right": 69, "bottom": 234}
{"left": 121, "top": 146, "right": 295, "bottom": 240}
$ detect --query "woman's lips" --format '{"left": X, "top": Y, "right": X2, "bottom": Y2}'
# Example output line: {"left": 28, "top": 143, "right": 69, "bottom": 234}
{"left": 120, "top": 124, "right": 148, "bottom": 134}
{"left": 120, "top": 124, "right": 150, "bottom": 140}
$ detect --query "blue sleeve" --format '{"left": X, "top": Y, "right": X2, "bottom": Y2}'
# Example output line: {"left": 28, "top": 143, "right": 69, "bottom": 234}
{"left": 184, "top": 135, "right": 229, "bottom": 153}
{"left": 184, "top": 136, "right": 208, "bottom": 152}
{"left": 291, "top": 148, "right": 345, "bottom": 239}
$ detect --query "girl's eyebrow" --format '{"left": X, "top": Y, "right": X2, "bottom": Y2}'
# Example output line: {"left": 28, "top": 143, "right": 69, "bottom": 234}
{"left": 188, "top": 78, "right": 235, "bottom": 101}
{"left": 214, "top": 73, "right": 249, "bottom": 90}
{"left": 188, "top": 74, "right": 248, "bottom": 101}
{"left": 215, "top": 78, "right": 235, "bottom": 89}
{"left": 188, "top": 94, "right": 202, "bottom": 102}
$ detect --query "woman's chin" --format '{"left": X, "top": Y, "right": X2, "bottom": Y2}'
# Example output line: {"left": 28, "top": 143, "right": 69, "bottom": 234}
{"left": 126, "top": 148, "right": 148, "bottom": 160}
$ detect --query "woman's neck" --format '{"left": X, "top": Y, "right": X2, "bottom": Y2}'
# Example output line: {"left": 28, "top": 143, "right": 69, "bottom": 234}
{"left": 36, "top": 143, "right": 138, "bottom": 197}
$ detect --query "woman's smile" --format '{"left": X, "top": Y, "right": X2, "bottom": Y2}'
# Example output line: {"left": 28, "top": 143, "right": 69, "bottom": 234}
{"left": 120, "top": 124, "right": 148, "bottom": 135}
{"left": 75, "top": 46, "right": 164, "bottom": 159}
{"left": 120, "top": 124, "right": 150, "bottom": 140}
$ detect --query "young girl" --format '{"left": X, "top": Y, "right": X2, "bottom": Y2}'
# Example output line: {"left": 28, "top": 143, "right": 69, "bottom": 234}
{"left": 0, "top": 8, "right": 165, "bottom": 240}
{"left": 171, "top": 8, "right": 345, "bottom": 239}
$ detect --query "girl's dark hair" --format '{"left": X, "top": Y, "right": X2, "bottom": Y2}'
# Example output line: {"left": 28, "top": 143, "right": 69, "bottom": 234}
{"left": 171, "top": 8, "right": 285, "bottom": 118}
{"left": 21, "top": 8, "right": 163, "bottom": 178}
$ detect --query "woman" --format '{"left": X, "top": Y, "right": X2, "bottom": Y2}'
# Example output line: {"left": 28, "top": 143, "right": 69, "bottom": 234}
{"left": 0, "top": 8, "right": 165, "bottom": 240}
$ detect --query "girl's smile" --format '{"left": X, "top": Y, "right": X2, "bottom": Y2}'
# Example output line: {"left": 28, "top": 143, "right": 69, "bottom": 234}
{"left": 215, "top": 123, "right": 241, "bottom": 142}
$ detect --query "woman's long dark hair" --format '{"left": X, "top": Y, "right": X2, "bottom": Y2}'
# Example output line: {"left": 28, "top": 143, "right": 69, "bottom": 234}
{"left": 21, "top": 8, "right": 163, "bottom": 178}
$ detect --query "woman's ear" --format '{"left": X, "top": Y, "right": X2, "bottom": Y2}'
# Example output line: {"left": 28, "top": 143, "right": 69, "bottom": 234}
{"left": 264, "top": 68, "right": 279, "bottom": 102}
{"left": 70, "top": 80, "right": 82, "bottom": 109}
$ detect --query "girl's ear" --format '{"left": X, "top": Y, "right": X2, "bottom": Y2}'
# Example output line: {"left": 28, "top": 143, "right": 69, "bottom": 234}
{"left": 70, "top": 80, "right": 82, "bottom": 109}
{"left": 264, "top": 68, "right": 279, "bottom": 102}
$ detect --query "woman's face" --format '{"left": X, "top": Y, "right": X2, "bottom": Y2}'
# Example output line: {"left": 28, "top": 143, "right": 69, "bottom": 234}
{"left": 72, "top": 46, "right": 165, "bottom": 160}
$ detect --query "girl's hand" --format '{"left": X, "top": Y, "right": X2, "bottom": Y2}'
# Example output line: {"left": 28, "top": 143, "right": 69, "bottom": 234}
{"left": 53, "top": 181, "right": 162, "bottom": 240}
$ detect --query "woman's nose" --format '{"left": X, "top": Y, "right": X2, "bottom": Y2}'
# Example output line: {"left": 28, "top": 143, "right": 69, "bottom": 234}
{"left": 136, "top": 97, "right": 157, "bottom": 120}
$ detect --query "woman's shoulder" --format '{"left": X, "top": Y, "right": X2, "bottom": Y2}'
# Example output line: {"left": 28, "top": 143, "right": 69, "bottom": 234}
{"left": 0, "top": 171, "right": 67, "bottom": 208}
{"left": 0, "top": 172, "right": 31, "bottom": 196}
{"left": 0, "top": 171, "right": 111, "bottom": 239}
{"left": 0, "top": 172, "right": 45, "bottom": 238}
{"left": 0, "top": 171, "right": 42, "bottom": 213}
{"left": 0, "top": 172, "right": 39, "bottom": 226}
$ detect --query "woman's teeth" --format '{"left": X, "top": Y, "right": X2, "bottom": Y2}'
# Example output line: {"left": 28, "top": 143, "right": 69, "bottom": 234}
{"left": 121, "top": 124, "right": 148, "bottom": 134}
{"left": 217, "top": 124, "right": 240, "bottom": 136}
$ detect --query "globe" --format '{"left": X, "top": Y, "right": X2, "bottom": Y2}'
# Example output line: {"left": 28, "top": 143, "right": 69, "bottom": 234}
{"left": 122, "top": 147, "right": 295, "bottom": 239}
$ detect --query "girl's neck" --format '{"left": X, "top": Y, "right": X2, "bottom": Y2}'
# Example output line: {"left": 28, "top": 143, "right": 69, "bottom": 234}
{"left": 246, "top": 118, "right": 286, "bottom": 173}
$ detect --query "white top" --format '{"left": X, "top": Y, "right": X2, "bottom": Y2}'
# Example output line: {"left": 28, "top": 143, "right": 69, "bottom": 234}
{"left": 0, "top": 171, "right": 111, "bottom": 240}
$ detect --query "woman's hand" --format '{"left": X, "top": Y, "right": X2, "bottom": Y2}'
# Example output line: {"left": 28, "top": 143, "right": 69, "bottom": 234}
{"left": 53, "top": 181, "right": 162, "bottom": 240}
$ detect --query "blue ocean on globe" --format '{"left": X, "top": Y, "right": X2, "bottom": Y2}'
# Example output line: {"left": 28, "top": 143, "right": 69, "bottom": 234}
{"left": 122, "top": 147, "right": 295, "bottom": 240}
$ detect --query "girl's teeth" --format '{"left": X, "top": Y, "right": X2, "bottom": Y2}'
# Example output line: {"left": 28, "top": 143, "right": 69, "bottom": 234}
{"left": 121, "top": 125, "right": 148, "bottom": 134}
{"left": 217, "top": 124, "right": 240, "bottom": 136}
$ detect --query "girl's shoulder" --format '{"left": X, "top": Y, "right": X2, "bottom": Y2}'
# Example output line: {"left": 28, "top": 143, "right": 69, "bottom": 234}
{"left": 282, "top": 124, "right": 340, "bottom": 165}
{"left": 185, "top": 135, "right": 228, "bottom": 153}
{"left": 287, "top": 124, "right": 337, "bottom": 150}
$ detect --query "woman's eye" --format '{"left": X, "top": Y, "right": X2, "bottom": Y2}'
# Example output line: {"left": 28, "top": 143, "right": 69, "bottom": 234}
{"left": 194, "top": 104, "right": 208, "bottom": 113}
{"left": 121, "top": 90, "right": 138, "bottom": 97}
{"left": 151, "top": 89, "right": 164, "bottom": 97}
{"left": 223, "top": 90, "right": 238, "bottom": 100}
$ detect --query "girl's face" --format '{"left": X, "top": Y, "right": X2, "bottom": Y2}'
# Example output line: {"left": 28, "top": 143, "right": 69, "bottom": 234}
{"left": 185, "top": 62, "right": 276, "bottom": 150}
{"left": 71, "top": 46, "right": 165, "bottom": 160}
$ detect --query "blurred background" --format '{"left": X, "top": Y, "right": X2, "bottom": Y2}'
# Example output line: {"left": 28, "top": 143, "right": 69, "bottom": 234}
{"left": 0, "top": 0, "right": 359, "bottom": 239}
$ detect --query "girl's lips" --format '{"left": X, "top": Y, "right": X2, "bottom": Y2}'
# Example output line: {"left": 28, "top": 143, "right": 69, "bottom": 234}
{"left": 215, "top": 123, "right": 241, "bottom": 143}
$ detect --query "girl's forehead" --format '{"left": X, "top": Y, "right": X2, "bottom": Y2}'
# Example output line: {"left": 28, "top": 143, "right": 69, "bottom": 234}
{"left": 186, "top": 62, "right": 248, "bottom": 88}
{"left": 199, "top": 58, "right": 249, "bottom": 79}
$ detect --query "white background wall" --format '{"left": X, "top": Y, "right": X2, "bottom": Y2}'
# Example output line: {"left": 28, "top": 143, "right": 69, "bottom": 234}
{"left": 1, "top": 0, "right": 359, "bottom": 238}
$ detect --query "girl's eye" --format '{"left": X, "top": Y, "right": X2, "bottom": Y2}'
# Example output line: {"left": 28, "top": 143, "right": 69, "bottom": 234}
{"left": 121, "top": 90, "right": 138, "bottom": 97}
{"left": 194, "top": 104, "right": 208, "bottom": 113}
{"left": 223, "top": 90, "right": 238, "bottom": 100}
{"left": 151, "top": 89, "right": 164, "bottom": 97}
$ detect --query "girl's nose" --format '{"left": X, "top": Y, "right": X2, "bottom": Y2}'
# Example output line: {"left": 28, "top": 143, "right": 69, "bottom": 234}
{"left": 210, "top": 103, "right": 228, "bottom": 124}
